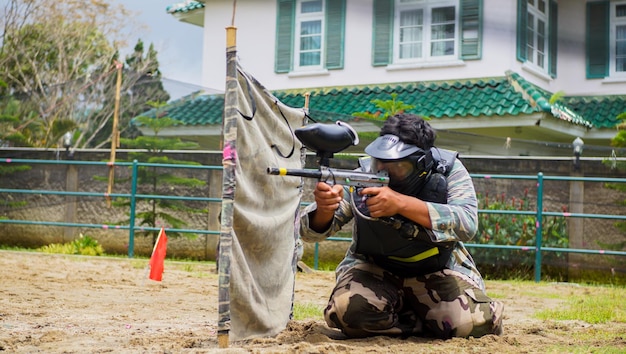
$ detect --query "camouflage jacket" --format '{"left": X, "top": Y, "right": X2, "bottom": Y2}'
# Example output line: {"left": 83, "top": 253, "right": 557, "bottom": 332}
{"left": 299, "top": 158, "right": 485, "bottom": 290}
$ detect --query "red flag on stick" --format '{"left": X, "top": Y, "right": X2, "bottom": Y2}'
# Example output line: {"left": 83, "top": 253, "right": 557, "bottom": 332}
{"left": 149, "top": 228, "right": 168, "bottom": 281}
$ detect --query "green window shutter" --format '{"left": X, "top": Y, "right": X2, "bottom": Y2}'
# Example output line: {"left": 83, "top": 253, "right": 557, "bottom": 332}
{"left": 516, "top": 0, "right": 527, "bottom": 62}
{"left": 548, "top": 0, "right": 557, "bottom": 77}
{"left": 586, "top": 1, "right": 609, "bottom": 79}
{"left": 372, "top": 0, "right": 393, "bottom": 66}
{"left": 460, "top": 0, "right": 482, "bottom": 60}
{"left": 275, "top": 0, "right": 295, "bottom": 73}
{"left": 325, "top": 0, "right": 346, "bottom": 70}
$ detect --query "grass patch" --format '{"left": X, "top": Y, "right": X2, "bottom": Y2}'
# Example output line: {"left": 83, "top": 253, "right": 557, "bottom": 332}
{"left": 292, "top": 302, "right": 324, "bottom": 321}
{"left": 535, "top": 286, "right": 626, "bottom": 324}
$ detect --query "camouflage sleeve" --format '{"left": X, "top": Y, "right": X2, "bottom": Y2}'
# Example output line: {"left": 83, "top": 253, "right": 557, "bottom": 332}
{"left": 299, "top": 186, "right": 355, "bottom": 243}
{"left": 425, "top": 159, "right": 478, "bottom": 243}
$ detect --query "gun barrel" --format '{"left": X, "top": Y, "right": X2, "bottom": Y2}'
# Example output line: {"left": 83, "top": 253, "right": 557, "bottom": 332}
{"left": 267, "top": 167, "right": 322, "bottom": 179}
{"left": 267, "top": 167, "right": 388, "bottom": 187}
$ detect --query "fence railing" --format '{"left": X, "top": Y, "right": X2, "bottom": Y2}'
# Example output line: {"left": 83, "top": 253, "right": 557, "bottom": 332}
{"left": 311, "top": 172, "right": 626, "bottom": 282}
{"left": 1, "top": 158, "right": 626, "bottom": 282}
{"left": 0, "top": 158, "right": 221, "bottom": 257}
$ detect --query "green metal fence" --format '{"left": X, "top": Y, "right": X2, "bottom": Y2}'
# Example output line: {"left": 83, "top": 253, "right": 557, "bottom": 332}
{"left": 1, "top": 158, "right": 626, "bottom": 282}
{"left": 312, "top": 173, "right": 626, "bottom": 282}
{"left": 0, "top": 158, "right": 221, "bottom": 257}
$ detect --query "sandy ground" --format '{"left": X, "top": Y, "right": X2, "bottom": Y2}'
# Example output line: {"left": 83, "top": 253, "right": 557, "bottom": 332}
{"left": 0, "top": 251, "right": 624, "bottom": 353}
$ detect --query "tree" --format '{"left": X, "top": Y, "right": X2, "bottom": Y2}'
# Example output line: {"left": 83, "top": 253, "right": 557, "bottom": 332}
{"left": 87, "top": 40, "right": 171, "bottom": 148}
{"left": 0, "top": 0, "right": 169, "bottom": 150}
{"left": 111, "top": 102, "right": 205, "bottom": 245}
{"left": 610, "top": 112, "right": 626, "bottom": 155}
{"left": 352, "top": 93, "right": 420, "bottom": 142}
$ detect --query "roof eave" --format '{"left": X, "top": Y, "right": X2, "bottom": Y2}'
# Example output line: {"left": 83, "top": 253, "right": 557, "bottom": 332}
{"left": 170, "top": 10, "right": 204, "bottom": 27}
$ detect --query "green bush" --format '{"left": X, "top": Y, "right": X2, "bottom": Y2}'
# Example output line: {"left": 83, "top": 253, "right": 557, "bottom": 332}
{"left": 38, "top": 234, "right": 104, "bottom": 256}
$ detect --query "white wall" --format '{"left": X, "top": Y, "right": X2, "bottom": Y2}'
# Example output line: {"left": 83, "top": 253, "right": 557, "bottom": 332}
{"left": 199, "top": 0, "right": 626, "bottom": 96}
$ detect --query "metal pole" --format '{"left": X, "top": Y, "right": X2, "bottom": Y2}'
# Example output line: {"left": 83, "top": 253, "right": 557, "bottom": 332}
{"left": 106, "top": 62, "right": 123, "bottom": 207}
{"left": 534, "top": 172, "right": 544, "bottom": 282}
{"left": 128, "top": 160, "right": 138, "bottom": 258}
{"left": 314, "top": 242, "right": 319, "bottom": 270}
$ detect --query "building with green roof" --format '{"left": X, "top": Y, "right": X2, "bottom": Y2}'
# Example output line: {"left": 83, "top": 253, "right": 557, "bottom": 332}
{"left": 151, "top": 0, "right": 626, "bottom": 157}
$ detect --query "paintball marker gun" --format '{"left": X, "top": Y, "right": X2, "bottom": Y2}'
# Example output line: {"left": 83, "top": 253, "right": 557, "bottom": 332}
{"left": 266, "top": 121, "right": 389, "bottom": 188}
{"left": 267, "top": 122, "right": 430, "bottom": 239}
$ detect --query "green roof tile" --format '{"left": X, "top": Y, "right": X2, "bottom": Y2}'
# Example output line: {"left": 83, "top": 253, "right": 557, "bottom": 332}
{"left": 166, "top": 1, "right": 205, "bottom": 14}
{"left": 565, "top": 96, "right": 625, "bottom": 128}
{"left": 133, "top": 71, "right": 626, "bottom": 131}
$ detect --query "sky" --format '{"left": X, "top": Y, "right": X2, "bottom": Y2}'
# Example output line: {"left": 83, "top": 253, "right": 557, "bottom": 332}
{"left": 111, "top": 0, "right": 208, "bottom": 99}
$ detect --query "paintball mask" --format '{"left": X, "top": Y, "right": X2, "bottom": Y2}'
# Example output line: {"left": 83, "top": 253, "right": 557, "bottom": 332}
{"left": 364, "top": 135, "right": 434, "bottom": 196}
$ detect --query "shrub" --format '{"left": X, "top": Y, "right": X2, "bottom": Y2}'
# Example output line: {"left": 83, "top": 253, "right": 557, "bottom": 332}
{"left": 38, "top": 234, "right": 104, "bottom": 256}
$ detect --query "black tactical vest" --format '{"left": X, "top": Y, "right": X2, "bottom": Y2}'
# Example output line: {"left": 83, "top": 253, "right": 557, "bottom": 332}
{"left": 353, "top": 148, "right": 458, "bottom": 277}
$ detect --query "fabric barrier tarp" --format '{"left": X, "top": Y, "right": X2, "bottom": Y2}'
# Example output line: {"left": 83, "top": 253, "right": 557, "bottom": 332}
{"left": 219, "top": 62, "right": 306, "bottom": 342}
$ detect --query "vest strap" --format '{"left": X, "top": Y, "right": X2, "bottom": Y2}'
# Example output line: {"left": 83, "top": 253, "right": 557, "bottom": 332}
{"left": 388, "top": 247, "right": 439, "bottom": 263}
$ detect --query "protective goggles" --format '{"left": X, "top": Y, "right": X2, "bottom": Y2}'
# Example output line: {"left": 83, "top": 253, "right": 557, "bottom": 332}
{"left": 372, "top": 154, "right": 429, "bottom": 182}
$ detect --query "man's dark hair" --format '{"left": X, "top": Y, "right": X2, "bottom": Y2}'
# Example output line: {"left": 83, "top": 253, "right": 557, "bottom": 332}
{"left": 379, "top": 113, "right": 436, "bottom": 149}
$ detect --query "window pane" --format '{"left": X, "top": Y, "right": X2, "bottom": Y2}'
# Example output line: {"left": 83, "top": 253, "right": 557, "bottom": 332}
{"left": 537, "top": 33, "right": 545, "bottom": 52}
{"left": 431, "top": 40, "right": 454, "bottom": 56}
{"left": 618, "top": 5, "right": 626, "bottom": 17}
{"left": 617, "top": 25, "right": 626, "bottom": 41}
{"left": 400, "top": 9, "right": 423, "bottom": 26}
{"left": 617, "top": 42, "right": 626, "bottom": 56}
{"left": 400, "top": 43, "right": 422, "bottom": 59}
{"left": 538, "top": 53, "right": 544, "bottom": 68}
{"left": 432, "top": 7, "right": 455, "bottom": 24}
{"left": 301, "top": 0, "right": 322, "bottom": 13}
{"left": 300, "top": 52, "right": 320, "bottom": 66}
{"left": 299, "top": 18, "right": 321, "bottom": 67}
{"left": 538, "top": 19, "right": 545, "bottom": 37}
{"left": 401, "top": 27, "right": 422, "bottom": 42}
{"left": 399, "top": 9, "right": 422, "bottom": 59}
{"left": 432, "top": 23, "right": 455, "bottom": 40}
{"left": 301, "top": 36, "right": 321, "bottom": 50}
{"left": 301, "top": 20, "right": 321, "bottom": 36}
{"left": 538, "top": 0, "right": 546, "bottom": 14}
{"left": 394, "top": 3, "right": 459, "bottom": 61}
{"left": 617, "top": 58, "right": 626, "bottom": 72}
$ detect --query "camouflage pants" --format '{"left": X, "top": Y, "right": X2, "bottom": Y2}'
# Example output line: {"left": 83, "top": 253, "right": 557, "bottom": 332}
{"left": 324, "top": 262, "right": 504, "bottom": 339}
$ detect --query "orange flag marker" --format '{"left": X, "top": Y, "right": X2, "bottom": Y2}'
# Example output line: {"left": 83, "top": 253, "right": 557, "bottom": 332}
{"left": 149, "top": 228, "right": 168, "bottom": 281}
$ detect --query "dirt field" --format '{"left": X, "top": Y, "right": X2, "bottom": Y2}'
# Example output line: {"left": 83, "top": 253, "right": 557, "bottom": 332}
{"left": 0, "top": 251, "right": 624, "bottom": 353}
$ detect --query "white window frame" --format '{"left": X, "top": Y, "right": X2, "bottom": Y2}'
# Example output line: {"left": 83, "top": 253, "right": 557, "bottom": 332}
{"left": 294, "top": 0, "right": 325, "bottom": 72}
{"left": 610, "top": 0, "right": 626, "bottom": 77}
{"left": 392, "top": 0, "right": 459, "bottom": 65}
{"left": 525, "top": 0, "right": 549, "bottom": 74}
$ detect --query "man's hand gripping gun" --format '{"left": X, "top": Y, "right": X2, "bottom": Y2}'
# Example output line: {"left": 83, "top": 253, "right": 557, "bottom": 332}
{"left": 266, "top": 122, "right": 390, "bottom": 189}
